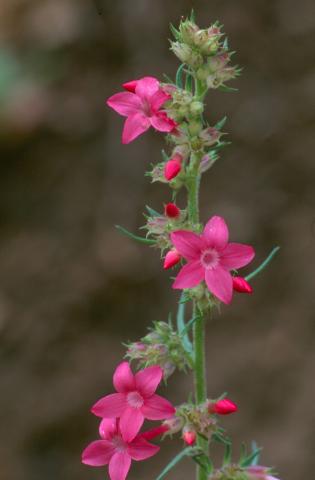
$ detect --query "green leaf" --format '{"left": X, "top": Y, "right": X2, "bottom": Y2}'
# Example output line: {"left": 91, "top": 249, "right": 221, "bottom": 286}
{"left": 212, "top": 432, "right": 231, "bottom": 445}
{"left": 218, "top": 84, "right": 238, "bottom": 93}
{"left": 177, "top": 293, "right": 193, "bottom": 353}
{"left": 192, "top": 454, "right": 213, "bottom": 474}
{"left": 170, "top": 23, "right": 180, "bottom": 40}
{"left": 185, "top": 71, "right": 193, "bottom": 93}
{"left": 156, "top": 447, "right": 194, "bottom": 480}
{"left": 180, "top": 314, "right": 200, "bottom": 337}
{"left": 190, "top": 9, "right": 196, "bottom": 22}
{"left": 214, "top": 116, "right": 227, "bottom": 130}
{"left": 240, "top": 446, "right": 262, "bottom": 468}
{"left": 145, "top": 205, "right": 161, "bottom": 217}
{"left": 161, "top": 149, "right": 169, "bottom": 162}
{"left": 245, "top": 246, "right": 280, "bottom": 282}
{"left": 176, "top": 64, "right": 185, "bottom": 88}
{"left": 223, "top": 443, "right": 232, "bottom": 465}
{"left": 115, "top": 225, "right": 156, "bottom": 245}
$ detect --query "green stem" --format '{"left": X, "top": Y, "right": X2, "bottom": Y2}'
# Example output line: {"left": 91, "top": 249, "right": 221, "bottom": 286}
{"left": 187, "top": 156, "right": 208, "bottom": 480}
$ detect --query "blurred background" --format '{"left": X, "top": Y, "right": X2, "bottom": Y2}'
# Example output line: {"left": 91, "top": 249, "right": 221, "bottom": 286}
{"left": 0, "top": 0, "right": 314, "bottom": 479}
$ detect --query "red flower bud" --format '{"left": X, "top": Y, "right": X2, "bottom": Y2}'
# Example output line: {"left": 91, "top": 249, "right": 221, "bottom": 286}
{"left": 165, "top": 203, "right": 180, "bottom": 219}
{"left": 140, "top": 424, "right": 170, "bottom": 441}
{"left": 208, "top": 398, "right": 238, "bottom": 415}
{"left": 122, "top": 79, "right": 138, "bottom": 92}
{"left": 163, "top": 249, "right": 181, "bottom": 270}
{"left": 164, "top": 154, "right": 182, "bottom": 181}
{"left": 182, "top": 427, "right": 196, "bottom": 446}
{"left": 232, "top": 276, "right": 253, "bottom": 294}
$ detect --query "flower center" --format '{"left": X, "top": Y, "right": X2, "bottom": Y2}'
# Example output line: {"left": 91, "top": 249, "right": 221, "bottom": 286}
{"left": 142, "top": 99, "right": 152, "bottom": 117}
{"left": 200, "top": 248, "right": 219, "bottom": 270}
{"left": 111, "top": 435, "right": 127, "bottom": 452}
{"left": 127, "top": 391, "right": 144, "bottom": 409}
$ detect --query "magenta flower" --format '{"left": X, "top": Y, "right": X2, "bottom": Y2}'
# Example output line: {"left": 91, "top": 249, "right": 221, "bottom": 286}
{"left": 82, "top": 418, "right": 160, "bottom": 480}
{"left": 91, "top": 362, "right": 175, "bottom": 442}
{"left": 107, "top": 76, "right": 177, "bottom": 144}
{"left": 170, "top": 216, "right": 255, "bottom": 304}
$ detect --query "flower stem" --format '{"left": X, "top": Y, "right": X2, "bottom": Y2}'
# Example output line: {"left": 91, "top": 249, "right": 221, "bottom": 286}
{"left": 187, "top": 156, "right": 208, "bottom": 480}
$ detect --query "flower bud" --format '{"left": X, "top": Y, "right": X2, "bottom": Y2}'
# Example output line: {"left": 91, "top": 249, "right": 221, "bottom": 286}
{"left": 164, "top": 249, "right": 181, "bottom": 270}
{"left": 182, "top": 426, "right": 196, "bottom": 446}
{"left": 164, "top": 154, "right": 182, "bottom": 181}
{"left": 207, "top": 53, "right": 230, "bottom": 73}
{"left": 208, "top": 398, "right": 238, "bottom": 415}
{"left": 141, "top": 424, "right": 170, "bottom": 441}
{"left": 179, "top": 20, "right": 199, "bottom": 44}
{"left": 245, "top": 466, "right": 280, "bottom": 480}
{"left": 232, "top": 277, "right": 253, "bottom": 294}
{"left": 122, "top": 79, "right": 138, "bottom": 92}
{"left": 162, "top": 361, "right": 176, "bottom": 379}
{"left": 199, "top": 153, "right": 217, "bottom": 173}
{"left": 171, "top": 42, "right": 193, "bottom": 63}
{"left": 199, "top": 127, "right": 221, "bottom": 146}
{"left": 165, "top": 203, "right": 180, "bottom": 219}
{"left": 189, "top": 101, "right": 204, "bottom": 116}
{"left": 162, "top": 416, "right": 183, "bottom": 435}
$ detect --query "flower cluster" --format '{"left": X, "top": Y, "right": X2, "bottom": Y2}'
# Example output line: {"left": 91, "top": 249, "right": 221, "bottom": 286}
{"left": 83, "top": 12, "right": 281, "bottom": 480}
{"left": 126, "top": 321, "right": 192, "bottom": 379}
{"left": 82, "top": 362, "right": 175, "bottom": 480}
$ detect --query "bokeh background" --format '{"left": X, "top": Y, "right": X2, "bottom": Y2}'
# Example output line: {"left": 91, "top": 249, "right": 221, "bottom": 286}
{"left": 0, "top": 1, "right": 314, "bottom": 479}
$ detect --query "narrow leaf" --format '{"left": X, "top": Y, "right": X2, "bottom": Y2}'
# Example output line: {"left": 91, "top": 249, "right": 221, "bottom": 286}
{"left": 176, "top": 64, "right": 185, "bottom": 88}
{"left": 180, "top": 315, "right": 200, "bottom": 337}
{"left": 161, "top": 149, "right": 169, "bottom": 162}
{"left": 218, "top": 84, "right": 238, "bottom": 93}
{"left": 156, "top": 447, "right": 194, "bottom": 480}
{"left": 177, "top": 293, "right": 193, "bottom": 353}
{"left": 223, "top": 443, "right": 232, "bottom": 465}
{"left": 170, "top": 23, "right": 180, "bottom": 40}
{"left": 240, "top": 447, "right": 262, "bottom": 468}
{"left": 190, "top": 9, "right": 196, "bottom": 22}
{"left": 185, "top": 72, "right": 193, "bottom": 93}
{"left": 245, "top": 246, "right": 280, "bottom": 281}
{"left": 115, "top": 225, "right": 156, "bottom": 245}
{"left": 214, "top": 116, "right": 227, "bottom": 130}
{"left": 212, "top": 432, "right": 231, "bottom": 445}
{"left": 146, "top": 205, "right": 161, "bottom": 217}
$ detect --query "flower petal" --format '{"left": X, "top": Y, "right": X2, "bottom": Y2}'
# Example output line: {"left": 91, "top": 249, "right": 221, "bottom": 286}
{"left": 170, "top": 231, "right": 203, "bottom": 260}
{"left": 172, "top": 261, "right": 204, "bottom": 290}
{"left": 135, "top": 76, "right": 160, "bottom": 99}
{"left": 135, "top": 365, "right": 163, "bottom": 397}
{"left": 113, "top": 362, "right": 135, "bottom": 393}
{"left": 91, "top": 393, "right": 127, "bottom": 418}
{"left": 150, "top": 112, "right": 176, "bottom": 132}
{"left": 109, "top": 452, "right": 132, "bottom": 480}
{"left": 122, "top": 113, "right": 151, "bottom": 144}
{"left": 99, "top": 418, "right": 118, "bottom": 440}
{"left": 142, "top": 394, "right": 176, "bottom": 420}
{"left": 150, "top": 89, "right": 171, "bottom": 110}
{"left": 205, "top": 266, "right": 233, "bottom": 304}
{"left": 220, "top": 243, "right": 255, "bottom": 270}
{"left": 203, "top": 216, "right": 229, "bottom": 250}
{"left": 107, "top": 92, "right": 142, "bottom": 117}
{"left": 82, "top": 440, "right": 115, "bottom": 466}
{"left": 122, "top": 80, "right": 138, "bottom": 93}
{"left": 128, "top": 437, "right": 160, "bottom": 461}
{"left": 119, "top": 407, "right": 144, "bottom": 442}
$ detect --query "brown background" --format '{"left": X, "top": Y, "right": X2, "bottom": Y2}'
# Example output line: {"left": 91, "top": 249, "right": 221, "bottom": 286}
{"left": 0, "top": 1, "right": 314, "bottom": 479}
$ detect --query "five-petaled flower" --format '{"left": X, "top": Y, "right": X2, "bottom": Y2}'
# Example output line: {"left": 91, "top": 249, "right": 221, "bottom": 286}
{"left": 170, "top": 216, "right": 255, "bottom": 304}
{"left": 82, "top": 418, "right": 160, "bottom": 480}
{"left": 107, "top": 76, "right": 177, "bottom": 144}
{"left": 91, "top": 362, "right": 175, "bottom": 442}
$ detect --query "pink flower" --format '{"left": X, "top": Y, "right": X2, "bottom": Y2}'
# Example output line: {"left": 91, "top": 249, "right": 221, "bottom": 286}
{"left": 91, "top": 362, "right": 175, "bottom": 442}
{"left": 164, "top": 154, "right": 182, "bottom": 181}
{"left": 164, "top": 249, "right": 181, "bottom": 270}
{"left": 82, "top": 418, "right": 160, "bottom": 480}
{"left": 107, "top": 76, "right": 176, "bottom": 144}
{"left": 245, "top": 466, "right": 280, "bottom": 480}
{"left": 170, "top": 216, "right": 255, "bottom": 304}
{"left": 208, "top": 398, "right": 238, "bottom": 415}
{"left": 233, "top": 276, "right": 253, "bottom": 294}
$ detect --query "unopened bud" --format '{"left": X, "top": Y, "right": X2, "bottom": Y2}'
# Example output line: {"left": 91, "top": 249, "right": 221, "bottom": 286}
{"left": 199, "top": 127, "right": 221, "bottom": 146}
{"left": 179, "top": 20, "right": 199, "bottom": 45}
{"left": 232, "top": 277, "right": 253, "bottom": 294}
{"left": 162, "top": 416, "right": 183, "bottom": 434}
{"left": 164, "top": 154, "right": 182, "bottom": 181}
{"left": 190, "top": 101, "right": 204, "bottom": 116}
{"left": 208, "top": 398, "right": 238, "bottom": 415}
{"left": 171, "top": 42, "right": 193, "bottom": 63}
{"left": 245, "top": 466, "right": 279, "bottom": 480}
{"left": 164, "top": 249, "right": 181, "bottom": 270}
{"left": 188, "top": 120, "right": 203, "bottom": 136}
{"left": 182, "top": 426, "right": 196, "bottom": 446}
{"left": 162, "top": 362, "right": 176, "bottom": 379}
{"left": 165, "top": 203, "right": 180, "bottom": 219}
